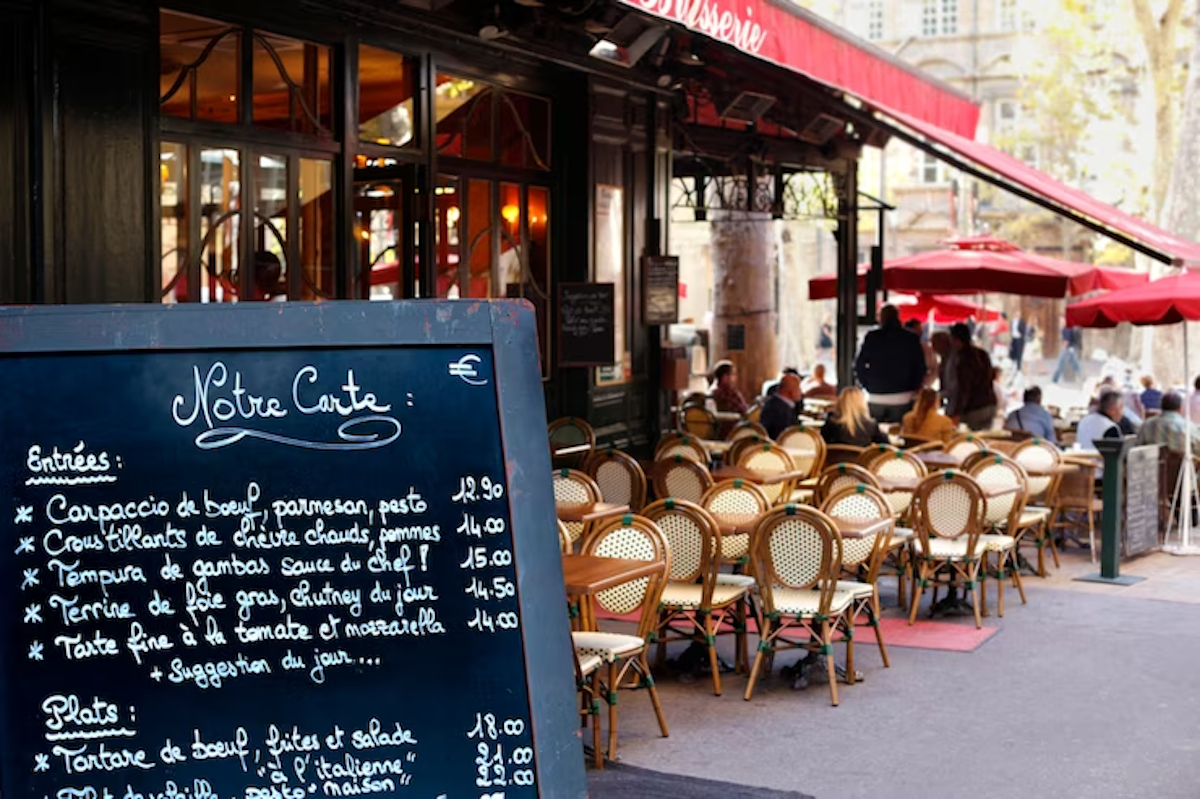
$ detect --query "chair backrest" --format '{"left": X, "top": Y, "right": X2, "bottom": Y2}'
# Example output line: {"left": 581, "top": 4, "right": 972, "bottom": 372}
{"left": 911, "top": 471, "right": 985, "bottom": 557}
{"left": 727, "top": 421, "right": 768, "bottom": 442}
{"left": 557, "top": 519, "right": 572, "bottom": 554}
{"left": 583, "top": 448, "right": 647, "bottom": 511}
{"left": 945, "top": 434, "right": 988, "bottom": 464}
{"left": 858, "top": 443, "right": 903, "bottom": 468}
{"left": 824, "top": 443, "right": 865, "bottom": 467}
{"left": 680, "top": 406, "right": 719, "bottom": 440}
{"left": 642, "top": 498, "right": 721, "bottom": 588}
{"left": 700, "top": 479, "right": 771, "bottom": 563}
{"left": 777, "top": 424, "right": 827, "bottom": 480}
{"left": 967, "top": 453, "right": 1028, "bottom": 529}
{"left": 735, "top": 441, "right": 796, "bottom": 504}
{"left": 1055, "top": 461, "right": 1098, "bottom": 507}
{"left": 1012, "top": 439, "right": 1062, "bottom": 502}
{"left": 552, "top": 468, "right": 602, "bottom": 506}
{"left": 654, "top": 435, "right": 708, "bottom": 463}
{"left": 866, "top": 449, "right": 928, "bottom": 518}
{"left": 820, "top": 484, "right": 893, "bottom": 576}
{"left": 651, "top": 457, "right": 715, "bottom": 505}
{"left": 727, "top": 434, "right": 768, "bottom": 466}
{"left": 744, "top": 403, "right": 762, "bottom": 423}
{"left": 583, "top": 515, "right": 670, "bottom": 640}
{"left": 813, "top": 462, "right": 881, "bottom": 507}
{"left": 548, "top": 416, "right": 596, "bottom": 468}
{"left": 680, "top": 392, "right": 708, "bottom": 409}
{"left": 752, "top": 505, "right": 842, "bottom": 617}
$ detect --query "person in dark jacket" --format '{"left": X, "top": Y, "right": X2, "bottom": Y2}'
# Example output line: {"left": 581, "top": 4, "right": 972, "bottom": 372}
{"left": 948, "top": 322, "right": 995, "bottom": 430}
{"left": 761, "top": 373, "right": 802, "bottom": 439}
{"left": 821, "top": 387, "right": 889, "bottom": 447}
{"left": 854, "top": 305, "right": 927, "bottom": 424}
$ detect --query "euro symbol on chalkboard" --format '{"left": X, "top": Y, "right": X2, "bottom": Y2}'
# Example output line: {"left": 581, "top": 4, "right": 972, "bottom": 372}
{"left": 449, "top": 354, "right": 488, "bottom": 386}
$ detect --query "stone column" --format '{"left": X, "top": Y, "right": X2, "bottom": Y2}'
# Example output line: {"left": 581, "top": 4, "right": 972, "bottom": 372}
{"left": 710, "top": 209, "right": 778, "bottom": 401}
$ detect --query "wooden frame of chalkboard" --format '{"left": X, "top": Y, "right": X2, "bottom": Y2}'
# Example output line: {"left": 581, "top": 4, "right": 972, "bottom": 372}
{"left": 557, "top": 282, "right": 615, "bottom": 367}
{"left": 0, "top": 300, "right": 586, "bottom": 799}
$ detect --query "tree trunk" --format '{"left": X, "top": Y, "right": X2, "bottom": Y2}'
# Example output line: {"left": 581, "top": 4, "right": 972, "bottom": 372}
{"left": 710, "top": 210, "right": 778, "bottom": 401}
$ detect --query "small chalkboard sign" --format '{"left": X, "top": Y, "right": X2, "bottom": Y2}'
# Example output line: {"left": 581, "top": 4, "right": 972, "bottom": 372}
{"left": 643, "top": 256, "right": 679, "bottom": 325}
{"left": 726, "top": 323, "right": 746, "bottom": 352}
{"left": 558, "top": 282, "right": 615, "bottom": 367}
{"left": 1124, "top": 443, "right": 1160, "bottom": 557}
{"left": 0, "top": 302, "right": 585, "bottom": 799}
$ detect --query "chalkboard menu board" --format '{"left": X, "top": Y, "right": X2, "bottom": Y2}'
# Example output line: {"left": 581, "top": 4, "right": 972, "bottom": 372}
{"left": 642, "top": 256, "right": 679, "bottom": 325}
{"left": 0, "top": 302, "right": 585, "bottom": 799}
{"left": 557, "top": 283, "right": 614, "bottom": 367}
{"left": 1124, "top": 443, "right": 1160, "bottom": 558}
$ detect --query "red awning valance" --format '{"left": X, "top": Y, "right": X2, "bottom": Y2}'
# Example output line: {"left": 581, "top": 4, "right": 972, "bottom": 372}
{"left": 876, "top": 110, "right": 1200, "bottom": 267}
{"left": 618, "top": 0, "right": 980, "bottom": 138}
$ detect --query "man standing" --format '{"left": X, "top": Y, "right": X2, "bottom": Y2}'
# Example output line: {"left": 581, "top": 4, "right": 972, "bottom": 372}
{"left": 1136, "top": 392, "right": 1200, "bottom": 454}
{"left": 1004, "top": 386, "right": 1057, "bottom": 443}
{"left": 854, "top": 305, "right": 927, "bottom": 424}
{"left": 948, "top": 322, "right": 995, "bottom": 431}
{"left": 1009, "top": 315, "right": 1027, "bottom": 373}
{"left": 761, "top": 373, "right": 802, "bottom": 439}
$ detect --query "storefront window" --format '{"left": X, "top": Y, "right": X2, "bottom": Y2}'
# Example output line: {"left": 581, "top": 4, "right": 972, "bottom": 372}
{"left": 498, "top": 92, "right": 550, "bottom": 170}
{"left": 253, "top": 33, "right": 332, "bottom": 136}
{"left": 159, "top": 10, "right": 241, "bottom": 123}
{"left": 199, "top": 148, "right": 241, "bottom": 303}
{"left": 253, "top": 154, "right": 288, "bottom": 300}
{"left": 359, "top": 45, "right": 416, "bottom": 147}
{"left": 436, "top": 74, "right": 550, "bottom": 171}
{"left": 299, "top": 158, "right": 335, "bottom": 299}
{"left": 160, "top": 142, "right": 188, "bottom": 304}
{"left": 434, "top": 175, "right": 461, "bottom": 298}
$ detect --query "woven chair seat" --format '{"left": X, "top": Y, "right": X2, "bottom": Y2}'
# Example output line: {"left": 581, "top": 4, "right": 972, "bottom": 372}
{"left": 572, "top": 631, "right": 644, "bottom": 663}
{"left": 1022, "top": 507, "right": 1053, "bottom": 523}
{"left": 660, "top": 582, "right": 748, "bottom": 610}
{"left": 833, "top": 580, "right": 875, "bottom": 599}
{"left": 889, "top": 527, "right": 914, "bottom": 542}
{"left": 913, "top": 537, "right": 976, "bottom": 560}
{"left": 978, "top": 533, "right": 1017, "bottom": 552}
{"left": 714, "top": 573, "right": 757, "bottom": 588}
{"left": 578, "top": 653, "right": 604, "bottom": 677}
{"left": 769, "top": 587, "right": 856, "bottom": 617}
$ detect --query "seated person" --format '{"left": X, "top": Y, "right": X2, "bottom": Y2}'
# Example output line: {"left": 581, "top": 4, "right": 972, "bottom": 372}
{"left": 1004, "top": 386, "right": 1057, "bottom": 443}
{"left": 821, "top": 387, "right": 889, "bottom": 448}
{"left": 802, "top": 363, "right": 837, "bottom": 401}
{"left": 1076, "top": 389, "right": 1125, "bottom": 451}
{"left": 1135, "top": 391, "right": 1200, "bottom": 454}
{"left": 762, "top": 367, "right": 800, "bottom": 399}
{"left": 709, "top": 360, "right": 748, "bottom": 415}
{"left": 761, "top": 373, "right": 802, "bottom": 439}
{"left": 900, "top": 388, "right": 956, "bottom": 442}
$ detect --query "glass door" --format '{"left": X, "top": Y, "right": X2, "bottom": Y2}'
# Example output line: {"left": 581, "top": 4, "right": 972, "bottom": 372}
{"left": 354, "top": 159, "right": 414, "bottom": 299}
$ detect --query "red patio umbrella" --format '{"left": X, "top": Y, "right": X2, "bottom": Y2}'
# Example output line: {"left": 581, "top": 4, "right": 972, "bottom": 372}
{"left": 807, "top": 236, "right": 1147, "bottom": 300}
{"left": 891, "top": 293, "right": 1001, "bottom": 325}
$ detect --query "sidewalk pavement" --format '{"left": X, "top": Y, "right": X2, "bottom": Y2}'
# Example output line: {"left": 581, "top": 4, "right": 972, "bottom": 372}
{"left": 602, "top": 548, "right": 1200, "bottom": 799}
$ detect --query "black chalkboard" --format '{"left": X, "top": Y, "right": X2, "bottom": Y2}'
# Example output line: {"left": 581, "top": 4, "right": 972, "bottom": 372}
{"left": 557, "top": 283, "right": 614, "bottom": 367}
{"left": 0, "top": 302, "right": 585, "bottom": 799}
{"left": 1124, "top": 443, "right": 1160, "bottom": 558}
{"left": 642, "top": 256, "right": 679, "bottom": 325}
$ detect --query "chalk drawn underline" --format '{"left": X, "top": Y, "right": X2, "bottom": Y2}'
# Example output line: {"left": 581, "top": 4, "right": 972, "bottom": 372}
{"left": 26, "top": 475, "right": 119, "bottom": 486}
{"left": 193, "top": 415, "right": 402, "bottom": 451}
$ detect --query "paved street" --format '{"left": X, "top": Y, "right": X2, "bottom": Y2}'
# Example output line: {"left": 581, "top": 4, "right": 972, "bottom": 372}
{"left": 604, "top": 549, "right": 1200, "bottom": 798}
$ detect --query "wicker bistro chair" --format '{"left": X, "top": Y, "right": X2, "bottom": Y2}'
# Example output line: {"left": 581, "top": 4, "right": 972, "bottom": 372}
{"left": 866, "top": 449, "right": 929, "bottom": 521}
{"left": 700, "top": 479, "right": 771, "bottom": 572}
{"left": 908, "top": 472, "right": 988, "bottom": 629}
{"left": 726, "top": 434, "right": 769, "bottom": 467}
{"left": 1012, "top": 439, "right": 1064, "bottom": 575}
{"left": 549, "top": 416, "right": 596, "bottom": 470}
{"left": 651, "top": 457, "right": 714, "bottom": 505}
{"left": 744, "top": 403, "right": 763, "bottom": 424}
{"left": 967, "top": 454, "right": 1029, "bottom": 617}
{"left": 558, "top": 519, "right": 572, "bottom": 555}
{"left": 812, "top": 463, "right": 882, "bottom": 507}
{"left": 728, "top": 421, "right": 768, "bottom": 442}
{"left": 553, "top": 469, "right": 603, "bottom": 548}
{"left": 574, "top": 649, "right": 606, "bottom": 769}
{"left": 820, "top": 486, "right": 895, "bottom": 676}
{"left": 680, "top": 405, "right": 719, "bottom": 440}
{"left": 824, "top": 444, "right": 865, "bottom": 468}
{"left": 643, "top": 499, "right": 752, "bottom": 695}
{"left": 858, "top": 443, "right": 903, "bottom": 468}
{"left": 654, "top": 435, "right": 709, "bottom": 464}
{"left": 584, "top": 449, "right": 648, "bottom": 512}
{"left": 744, "top": 505, "right": 857, "bottom": 706}
{"left": 736, "top": 441, "right": 800, "bottom": 505}
{"left": 946, "top": 433, "right": 989, "bottom": 464}
{"left": 777, "top": 424, "right": 827, "bottom": 481}
{"left": 1050, "top": 459, "right": 1101, "bottom": 564}
{"left": 572, "top": 515, "right": 671, "bottom": 762}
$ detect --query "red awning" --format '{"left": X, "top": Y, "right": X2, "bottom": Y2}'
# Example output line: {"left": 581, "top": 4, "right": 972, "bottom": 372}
{"left": 1066, "top": 270, "right": 1200, "bottom": 328}
{"left": 875, "top": 111, "right": 1200, "bottom": 267}
{"left": 617, "top": 0, "right": 979, "bottom": 138}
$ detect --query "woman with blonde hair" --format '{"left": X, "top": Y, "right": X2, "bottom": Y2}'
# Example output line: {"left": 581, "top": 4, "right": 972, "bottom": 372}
{"left": 821, "top": 387, "right": 889, "bottom": 447}
{"left": 900, "top": 388, "right": 956, "bottom": 441}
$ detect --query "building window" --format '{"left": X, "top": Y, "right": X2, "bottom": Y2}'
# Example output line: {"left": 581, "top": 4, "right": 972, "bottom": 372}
{"left": 922, "top": 0, "right": 958, "bottom": 35}
{"left": 435, "top": 73, "right": 550, "bottom": 171}
{"left": 920, "top": 151, "right": 947, "bottom": 184}
{"left": 998, "top": 0, "right": 1017, "bottom": 30}
{"left": 866, "top": 0, "right": 885, "bottom": 39}
{"left": 359, "top": 45, "right": 417, "bottom": 147}
{"left": 160, "top": 10, "right": 241, "bottom": 123}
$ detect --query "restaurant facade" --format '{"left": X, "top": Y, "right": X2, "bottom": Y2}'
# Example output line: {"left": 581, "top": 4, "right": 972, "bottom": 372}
{"left": 0, "top": 0, "right": 1062, "bottom": 453}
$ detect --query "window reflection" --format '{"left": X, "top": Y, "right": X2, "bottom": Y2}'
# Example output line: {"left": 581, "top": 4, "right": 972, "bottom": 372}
{"left": 359, "top": 45, "right": 416, "bottom": 147}
{"left": 160, "top": 142, "right": 188, "bottom": 303}
{"left": 199, "top": 148, "right": 241, "bottom": 303}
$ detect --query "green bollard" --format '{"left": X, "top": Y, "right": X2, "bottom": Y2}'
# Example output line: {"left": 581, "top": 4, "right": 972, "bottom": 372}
{"left": 1076, "top": 437, "right": 1145, "bottom": 585}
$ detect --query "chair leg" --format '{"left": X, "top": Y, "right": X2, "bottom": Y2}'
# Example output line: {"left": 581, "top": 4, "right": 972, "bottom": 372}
{"left": 908, "top": 562, "right": 928, "bottom": 625}
{"left": 705, "top": 616, "right": 722, "bottom": 697}
{"left": 823, "top": 620, "right": 839, "bottom": 707}
{"left": 870, "top": 591, "right": 890, "bottom": 668}
{"left": 606, "top": 661, "right": 619, "bottom": 761}
{"left": 996, "top": 550, "right": 1005, "bottom": 618}
{"left": 970, "top": 564, "right": 982, "bottom": 630}
{"left": 1011, "top": 551, "right": 1027, "bottom": 604}
{"left": 843, "top": 619, "right": 855, "bottom": 686}
{"left": 640, "top": 653, "right": 669, "bottom": 738}
{"left": 588, "top": 674, "right": 603, "bottom": 770}
{"left": 1087, "top": 503, "right": 1097, "bottom": 565}
{"left": 744, "top": 619, "right": 770, "bottom": 701}
{"left": 979, "top": 552, "right": 990, "bottom": 617}
{"left": 1047, "top": 519, "right": 1061, "bottom": 569}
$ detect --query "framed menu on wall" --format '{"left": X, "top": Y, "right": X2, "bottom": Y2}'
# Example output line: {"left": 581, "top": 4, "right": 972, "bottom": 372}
{"left": 643, "top": 255, "right": 680, "bottom": 325}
